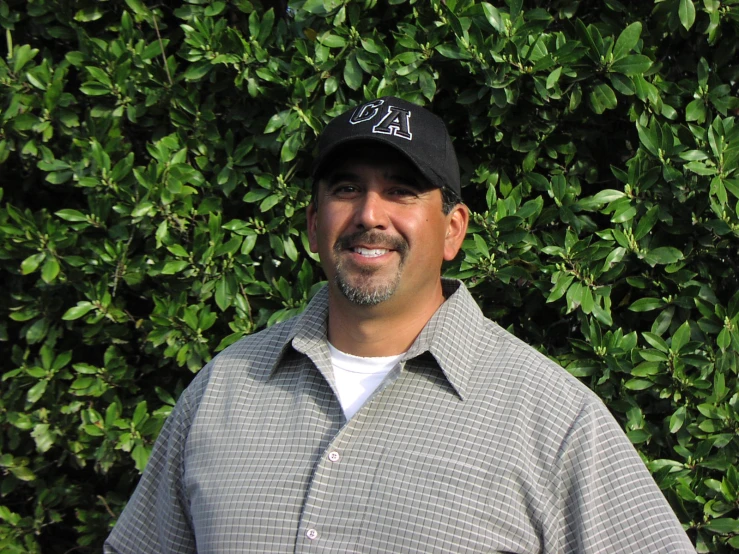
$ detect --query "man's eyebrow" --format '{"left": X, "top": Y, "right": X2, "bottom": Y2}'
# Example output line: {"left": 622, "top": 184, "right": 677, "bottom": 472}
{"left": 325, "top": 171, "right": 360, "bottom": 185}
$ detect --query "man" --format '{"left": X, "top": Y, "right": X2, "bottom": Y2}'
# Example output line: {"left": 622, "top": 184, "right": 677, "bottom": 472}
{"left": 105, "top": 97, "right": 694, "bottom": 553}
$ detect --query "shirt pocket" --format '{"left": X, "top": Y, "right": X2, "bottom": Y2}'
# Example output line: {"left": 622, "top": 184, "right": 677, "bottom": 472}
{"left": 360, "top": 449, "right": 496, "bottom": 553}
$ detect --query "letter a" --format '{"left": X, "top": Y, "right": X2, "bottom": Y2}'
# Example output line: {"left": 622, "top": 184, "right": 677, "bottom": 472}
{"left": 372, "top": 106, "right": 412, "bottom": 140}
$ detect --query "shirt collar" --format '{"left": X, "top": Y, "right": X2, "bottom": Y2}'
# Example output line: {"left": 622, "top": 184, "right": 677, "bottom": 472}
{"left": 272, "top": 279, "right": 489, "bottom": 400}
{"left": 402, "top": 279, "right": 489, "bottom": 400}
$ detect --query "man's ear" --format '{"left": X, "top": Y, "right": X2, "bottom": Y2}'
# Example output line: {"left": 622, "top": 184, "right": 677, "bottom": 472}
{"left": 307, "top": 201, "right": 319, "bottom": 253}
{"left": 443, "top": 203, "right": 469, "bottom": 261}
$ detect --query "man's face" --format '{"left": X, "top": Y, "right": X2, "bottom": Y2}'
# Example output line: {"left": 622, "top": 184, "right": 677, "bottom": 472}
{"left": 307, "top": 144, "right": 468, "bottom": 308}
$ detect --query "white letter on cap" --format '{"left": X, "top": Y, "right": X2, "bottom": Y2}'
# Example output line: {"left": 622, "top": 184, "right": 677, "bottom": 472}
{"left": 349, "top": 99, "right": 385, "bottom": 125}
{"left": 372, "top": 106, "right": 412, "bottom": 140}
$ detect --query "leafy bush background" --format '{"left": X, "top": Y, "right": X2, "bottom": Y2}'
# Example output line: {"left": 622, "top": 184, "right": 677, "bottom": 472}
{"left": 1, "top": 0, "right": 739, "bottom": 551}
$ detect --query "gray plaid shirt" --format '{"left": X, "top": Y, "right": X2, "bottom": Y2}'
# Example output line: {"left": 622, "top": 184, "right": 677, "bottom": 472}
{"left": 105, "top": 280, "right": 694, "bottom": 553}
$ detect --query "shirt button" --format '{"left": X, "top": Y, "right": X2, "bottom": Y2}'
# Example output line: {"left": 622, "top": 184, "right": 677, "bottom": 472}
{"left": 306, "top": 528, "right": 319, "bottom": 540}
{"left": 328, "top": 451, "right": 341, "bottom": 462}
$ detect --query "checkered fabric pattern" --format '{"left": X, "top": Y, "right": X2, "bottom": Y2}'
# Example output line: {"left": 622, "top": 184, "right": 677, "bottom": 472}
{"left": 105, "top": 280, "right": 695, "bottom": 553}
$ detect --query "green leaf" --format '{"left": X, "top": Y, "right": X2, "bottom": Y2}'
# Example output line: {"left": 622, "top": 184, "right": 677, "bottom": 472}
{"left": 625, "top": 378, "right": 654, "bottom": 390}
{"left": 482, "top": 3, "right": 504, "bottom": 32}
{"left": 167, "top": 244, "right": 189, "bottom": 258}
{"left": 679, "top": 149, "right": 709, "bottom": 161}
{"left": 243, "top": 189, "right": 270, "bottom": 203}
{"left": 80, "top": 83, "right": 110, "bottom": 96}
{"left": 284, "top": 236, "right": 298, "bottom": 261}
{"left": 55, "top": 209, "right": 88, "bottom": 222}
{"left": 280, "top": 134, "right": 301, "bottom": 163}
{"left": 685, "top": 99, "right": 707, "bottom": 123}
{"left": 13, "top": 44, "right": 39, "bottom": 74}
{"left": 435, "top": 44, "right": 472, "bottom": 60}
{"left": 639, "top": 349, "right": 668, "bottom": 362}
{"left": 547, "top": 273, "right": 574, "bottom": 303}
{"left": 613, "top": 22, "right": 642, "bottom": 60}
{"left": 27, "top": 380, "right": 48, "bottom": 405}
{"left": 132, "top": 444, "right": 151, "bottom": 472}
{"left": 124, "top": 0, "right": 152, "bottom": 18}
{"left": 62, "top": 302, "right": 95, "bottom": 320}
{"left": 86, "top": 66, "right": 112, "bottom": 87}
{"left": 678, "top": 0, "right": 696, "bottom": 30}
{"left": 626, "top": 429, "right": 650, "bottom": 444}
{"left": 319, "top": 33, "right": 346, "bottom": 48}
{"left": 161, "top": 260, "right": 189, "bottom": 274}
{"left": 643, "top": 247, "right": 684, "bottom": 266}
{"left": 671, "top": 321, "right": 691, "bottom": 352}
{"left": 74, "top": 6, "right": 104, "bottom": 22}
{"left": 473, "top": 234, "right": 491, "bottom": 258}
{"left": 142, "top": 40, "right": 165, "bottom": 60}
{"left": 717, "top": 328, "right": 730, "bottom": 351}
{"left": 131, "top": 202, "right": 154, "bottom": 218}
{"left": 20, "top": 253, "right": 45, "bottom": 275}
{"left": 669, "top": 406, "right": 686, "bottom": 433}
{"left": 611, "top": 204, "right": 636, "bottom": 223}
{"left": 610, "top": 55, "right": 652, "bottom": 76}
{"left": 41, "top": 257, "right": 60, "bottom": 284}
{"left": 204, "top": 1, "right": 225, "bottom": 16}
{"left": 637, "top": 123, "right": 660, "bottom": 157}
{"left": 215, "top": 277, "right": 232, "bottom": 311}
{"left": 546, "top": 67, "right": 562, "bottom": 89}
{"left": 133, "top": 401, "right": 148, "bottom": 427}
{"left": 65, "top": 51, "right": 85, "bottom": 66}
{"left": 184, "top": 61, "right": 212, "bottom": 81}
{"left": 301, "top": 0, "right": 327, "bottom": 15}
{"left": 629, "top": 297, "right": 665, "bottom": 312}
{"left": 703, "top": 518, "right": 739, "bottom": 534}
{"left": 10, "top": 466, "right": 36, "bottom": 482}
{"left": 589, "top": 82, "right": 617, "bottom": 114}
{"left": 343, "top": 53, "right": 362, "bottom": 90}
{"left": 643, "top": 332, "right": 669, "bottom": 352}
{"left": 45, "top": 170, "right": 74, "bottom": 184}
{"left": 592, "top": 189, "right": 626, "bottom": 203}
{"left": 26, "top": 318, "right": 48, "bottom": 344}
{"left": 260, "top": 194, "right": 281, "bottom": 212}
{"left": 31, "top": 423, "right": 56, "bottom": 453}
{"left": 508, "top": 0, "right": 523, "bottom": 19}
{"left": 634, "top": 206, "right": 659, "bottom": 240}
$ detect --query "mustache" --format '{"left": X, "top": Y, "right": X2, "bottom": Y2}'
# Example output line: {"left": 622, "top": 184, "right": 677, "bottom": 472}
{"left": 334, "top": 230, "right": 409, "bottom": 255}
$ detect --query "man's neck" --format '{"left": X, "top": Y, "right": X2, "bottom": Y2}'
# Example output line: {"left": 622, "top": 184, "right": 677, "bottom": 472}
{"left": 325, "top": 282, "right": 446, "bottom": 357}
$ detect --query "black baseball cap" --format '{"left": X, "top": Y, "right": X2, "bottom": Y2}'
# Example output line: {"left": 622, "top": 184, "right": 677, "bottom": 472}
{"left": 312, "top": 96, "right": 461, "bottom": 197}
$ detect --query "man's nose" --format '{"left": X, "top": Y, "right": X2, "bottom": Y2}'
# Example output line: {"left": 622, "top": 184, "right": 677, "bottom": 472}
{"left": 354, "top": 190, "right": 389, "bottom": 230}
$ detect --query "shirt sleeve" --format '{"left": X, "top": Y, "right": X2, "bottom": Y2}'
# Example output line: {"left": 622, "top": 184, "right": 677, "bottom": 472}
{"left": 104, "top": 366, "right": 212, "bottom": 554}
{"left": 556, "top": 397, "right": 695, "bottom": 553}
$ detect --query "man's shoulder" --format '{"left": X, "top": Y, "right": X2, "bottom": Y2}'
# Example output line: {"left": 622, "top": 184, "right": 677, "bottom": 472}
{"left": 477, "top": 316, "right": 595, "bottom": 402}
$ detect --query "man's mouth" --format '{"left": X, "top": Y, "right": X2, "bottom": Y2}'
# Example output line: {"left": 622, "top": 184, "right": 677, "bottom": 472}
{"left": 352, "top": 247, "right": 390, "bottom": 258}
{"left": 335, "top": 230, "right": 408, "bottom": 260}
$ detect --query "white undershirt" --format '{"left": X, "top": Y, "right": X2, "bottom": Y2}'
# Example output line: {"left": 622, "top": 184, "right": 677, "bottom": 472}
{"left": 328, "top": 342, "right": 404, "bottom": 420}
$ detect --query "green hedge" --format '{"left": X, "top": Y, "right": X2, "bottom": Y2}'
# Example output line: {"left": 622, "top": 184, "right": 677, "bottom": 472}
{"left": 2, "top": 0, "right": 739, "bottom": 551}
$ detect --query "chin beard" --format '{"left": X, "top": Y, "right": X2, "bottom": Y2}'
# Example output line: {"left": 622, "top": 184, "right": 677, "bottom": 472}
{"left": 334, "top": 271, "right": 401, "bottom": 306}
{"left": 332, "top": 230, "right": 407, "bottom": 306}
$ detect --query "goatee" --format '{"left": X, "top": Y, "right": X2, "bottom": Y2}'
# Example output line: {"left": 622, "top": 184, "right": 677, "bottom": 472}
{"left": 333, "top": 230, "right": 408, "bottom": 306}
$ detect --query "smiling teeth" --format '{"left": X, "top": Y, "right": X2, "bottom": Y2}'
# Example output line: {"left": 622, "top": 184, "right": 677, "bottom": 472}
{"left": 354, "top": 247, "right": 388, "bottom": 257}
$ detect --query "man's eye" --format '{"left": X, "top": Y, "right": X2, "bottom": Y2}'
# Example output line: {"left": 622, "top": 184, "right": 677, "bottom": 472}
{"left": 331, "top": 185, "right": 359, "bottom": 195}
{"left": 390, "top": 187, "right": 418, "bottom": 197}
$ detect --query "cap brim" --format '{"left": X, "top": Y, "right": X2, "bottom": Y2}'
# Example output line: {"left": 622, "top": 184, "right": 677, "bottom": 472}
{"left": 311, "top": 136, "right": 445, "bottom": 191}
